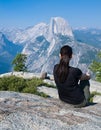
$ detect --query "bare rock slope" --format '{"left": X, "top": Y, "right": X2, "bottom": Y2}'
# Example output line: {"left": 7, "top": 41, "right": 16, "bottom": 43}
{"left": 0, "top": 91, "right": 101, "bottom": 130}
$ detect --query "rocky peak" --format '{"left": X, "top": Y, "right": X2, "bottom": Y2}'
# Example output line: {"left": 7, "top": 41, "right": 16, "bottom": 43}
{"left": 49, "top": 17, "right": 73, "bottom": 37}
{"left": 0, "top": 32, "right": 6, "bottom": 45}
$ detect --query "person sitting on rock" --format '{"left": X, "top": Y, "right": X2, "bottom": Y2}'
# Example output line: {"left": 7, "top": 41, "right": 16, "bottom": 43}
{"left": 41, "top": 72, "right": 50, "bottom": 80}
{"left": 53, "top": 45, "right": 90, "bottom": 107}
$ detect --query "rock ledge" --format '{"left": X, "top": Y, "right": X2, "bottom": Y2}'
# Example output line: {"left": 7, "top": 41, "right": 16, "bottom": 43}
{"left": 0, "top": 91, "right": 101, "bottom": 130}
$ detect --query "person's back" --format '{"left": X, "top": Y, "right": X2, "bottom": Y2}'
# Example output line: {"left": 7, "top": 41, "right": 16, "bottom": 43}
{"left": 53, "top": 45, "right": 90, "bottom": 107}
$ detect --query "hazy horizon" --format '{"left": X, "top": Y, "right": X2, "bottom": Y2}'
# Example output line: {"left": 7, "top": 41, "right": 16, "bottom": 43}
{"left": 0, "top": 0, "right": 101, "bottom": 30}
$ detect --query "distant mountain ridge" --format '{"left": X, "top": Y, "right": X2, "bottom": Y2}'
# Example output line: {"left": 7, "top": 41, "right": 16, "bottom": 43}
{"left": 0, "top": 17, "right": 100, "bottom": 74}
{"left": 73, "top": 28, "right": 101, "bottom": 48}
{"left": 0, "top": 32, "right": 22, "bottom": 73}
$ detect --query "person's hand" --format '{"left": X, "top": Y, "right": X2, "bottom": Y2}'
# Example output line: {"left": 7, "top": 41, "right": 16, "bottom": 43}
{"left": 86, "top": 70, "right": 91, "bottom": 78}
{"left": 80, "top": 73, "right": 90, "bottom": 80}
{"left": 86, "top": 72, "right": 91, "bottom": 80}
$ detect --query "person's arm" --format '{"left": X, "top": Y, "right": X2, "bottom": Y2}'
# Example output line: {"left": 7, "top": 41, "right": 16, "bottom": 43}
{"left": 80, "top": 73, "right": 90, "bottom": 80}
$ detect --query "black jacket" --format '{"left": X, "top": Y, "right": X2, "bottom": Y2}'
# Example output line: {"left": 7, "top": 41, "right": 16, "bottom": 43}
{"left": 53, "top": 64, "right": 85, "bottom": 105}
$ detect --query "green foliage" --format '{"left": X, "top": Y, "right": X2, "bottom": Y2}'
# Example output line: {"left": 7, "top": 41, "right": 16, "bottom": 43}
{"left": 0, "top": 76, "right": 51, "bottom": 98}
{"left": 12, "top": 53, "right": 27, "bottom": 72}
{"left": 89, "top": 91, "right": 101, "bottom": 103}
{"left": 0, "top": 76, "right": 26, "bottom": 91}
{"left": 90, "top": 51, "right": 101, "bottom": 82}
{"left": 23, "top": 78, "right": 43, "bottom": 94}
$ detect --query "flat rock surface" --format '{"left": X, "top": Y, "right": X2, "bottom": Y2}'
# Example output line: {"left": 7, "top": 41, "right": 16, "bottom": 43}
{"left": 0, "top": 91, "right": 101, "bottom": 130}
{"left": 90, "top": 80, "right": 101, "bottom": 93}
{"left": 37, "top": 86, "right": 58, "bottom": 98}
{"left": 93, "top": 95, "right": 101, "bottom": 103}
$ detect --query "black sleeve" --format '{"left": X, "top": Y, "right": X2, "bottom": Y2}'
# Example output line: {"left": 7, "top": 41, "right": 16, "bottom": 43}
{"left": 53, "top": 64, "right": 60, "bottom": 85}
{"left": 53, "top": 64, "right": 58, "bottom": 80}
{"left": 75, "top": 68, "right": 82, "bottom": 79}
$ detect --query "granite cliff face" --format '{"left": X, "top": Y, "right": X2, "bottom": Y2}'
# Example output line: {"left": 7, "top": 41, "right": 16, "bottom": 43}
{"left": 0, "top": 91, "right": 101, "bottom": 130}
{"left": 0, "top": 17, "right": 99, "bottom": 74}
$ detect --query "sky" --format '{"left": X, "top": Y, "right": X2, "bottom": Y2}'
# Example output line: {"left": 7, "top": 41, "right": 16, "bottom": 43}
{"left": 0, "top": 0, "right": 101, "bottom": 29}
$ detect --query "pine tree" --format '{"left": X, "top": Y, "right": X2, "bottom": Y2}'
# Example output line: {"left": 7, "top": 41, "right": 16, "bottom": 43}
{"left": 90, "top": 52, "right": 101, "bottom": 82}
{"left": 12, "top": 53, "right": 27, "bottom": 72}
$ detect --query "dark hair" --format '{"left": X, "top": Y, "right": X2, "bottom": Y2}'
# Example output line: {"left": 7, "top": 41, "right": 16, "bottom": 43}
{"left": 56, "top": 45, "right": 72, "bottom": 83}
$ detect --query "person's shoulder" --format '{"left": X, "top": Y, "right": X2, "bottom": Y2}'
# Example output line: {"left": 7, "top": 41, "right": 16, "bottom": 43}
{"left": 69, "top": 66, "right": 82, "bottom": 77}
{"left": 69, "top": 66, "right": 82, "bottom": 72}
{"left": 53, "top": 64, "right": 59, "bottom": 71}
{"left": 54, "top": 64, "right": 59, "bottom": 68}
